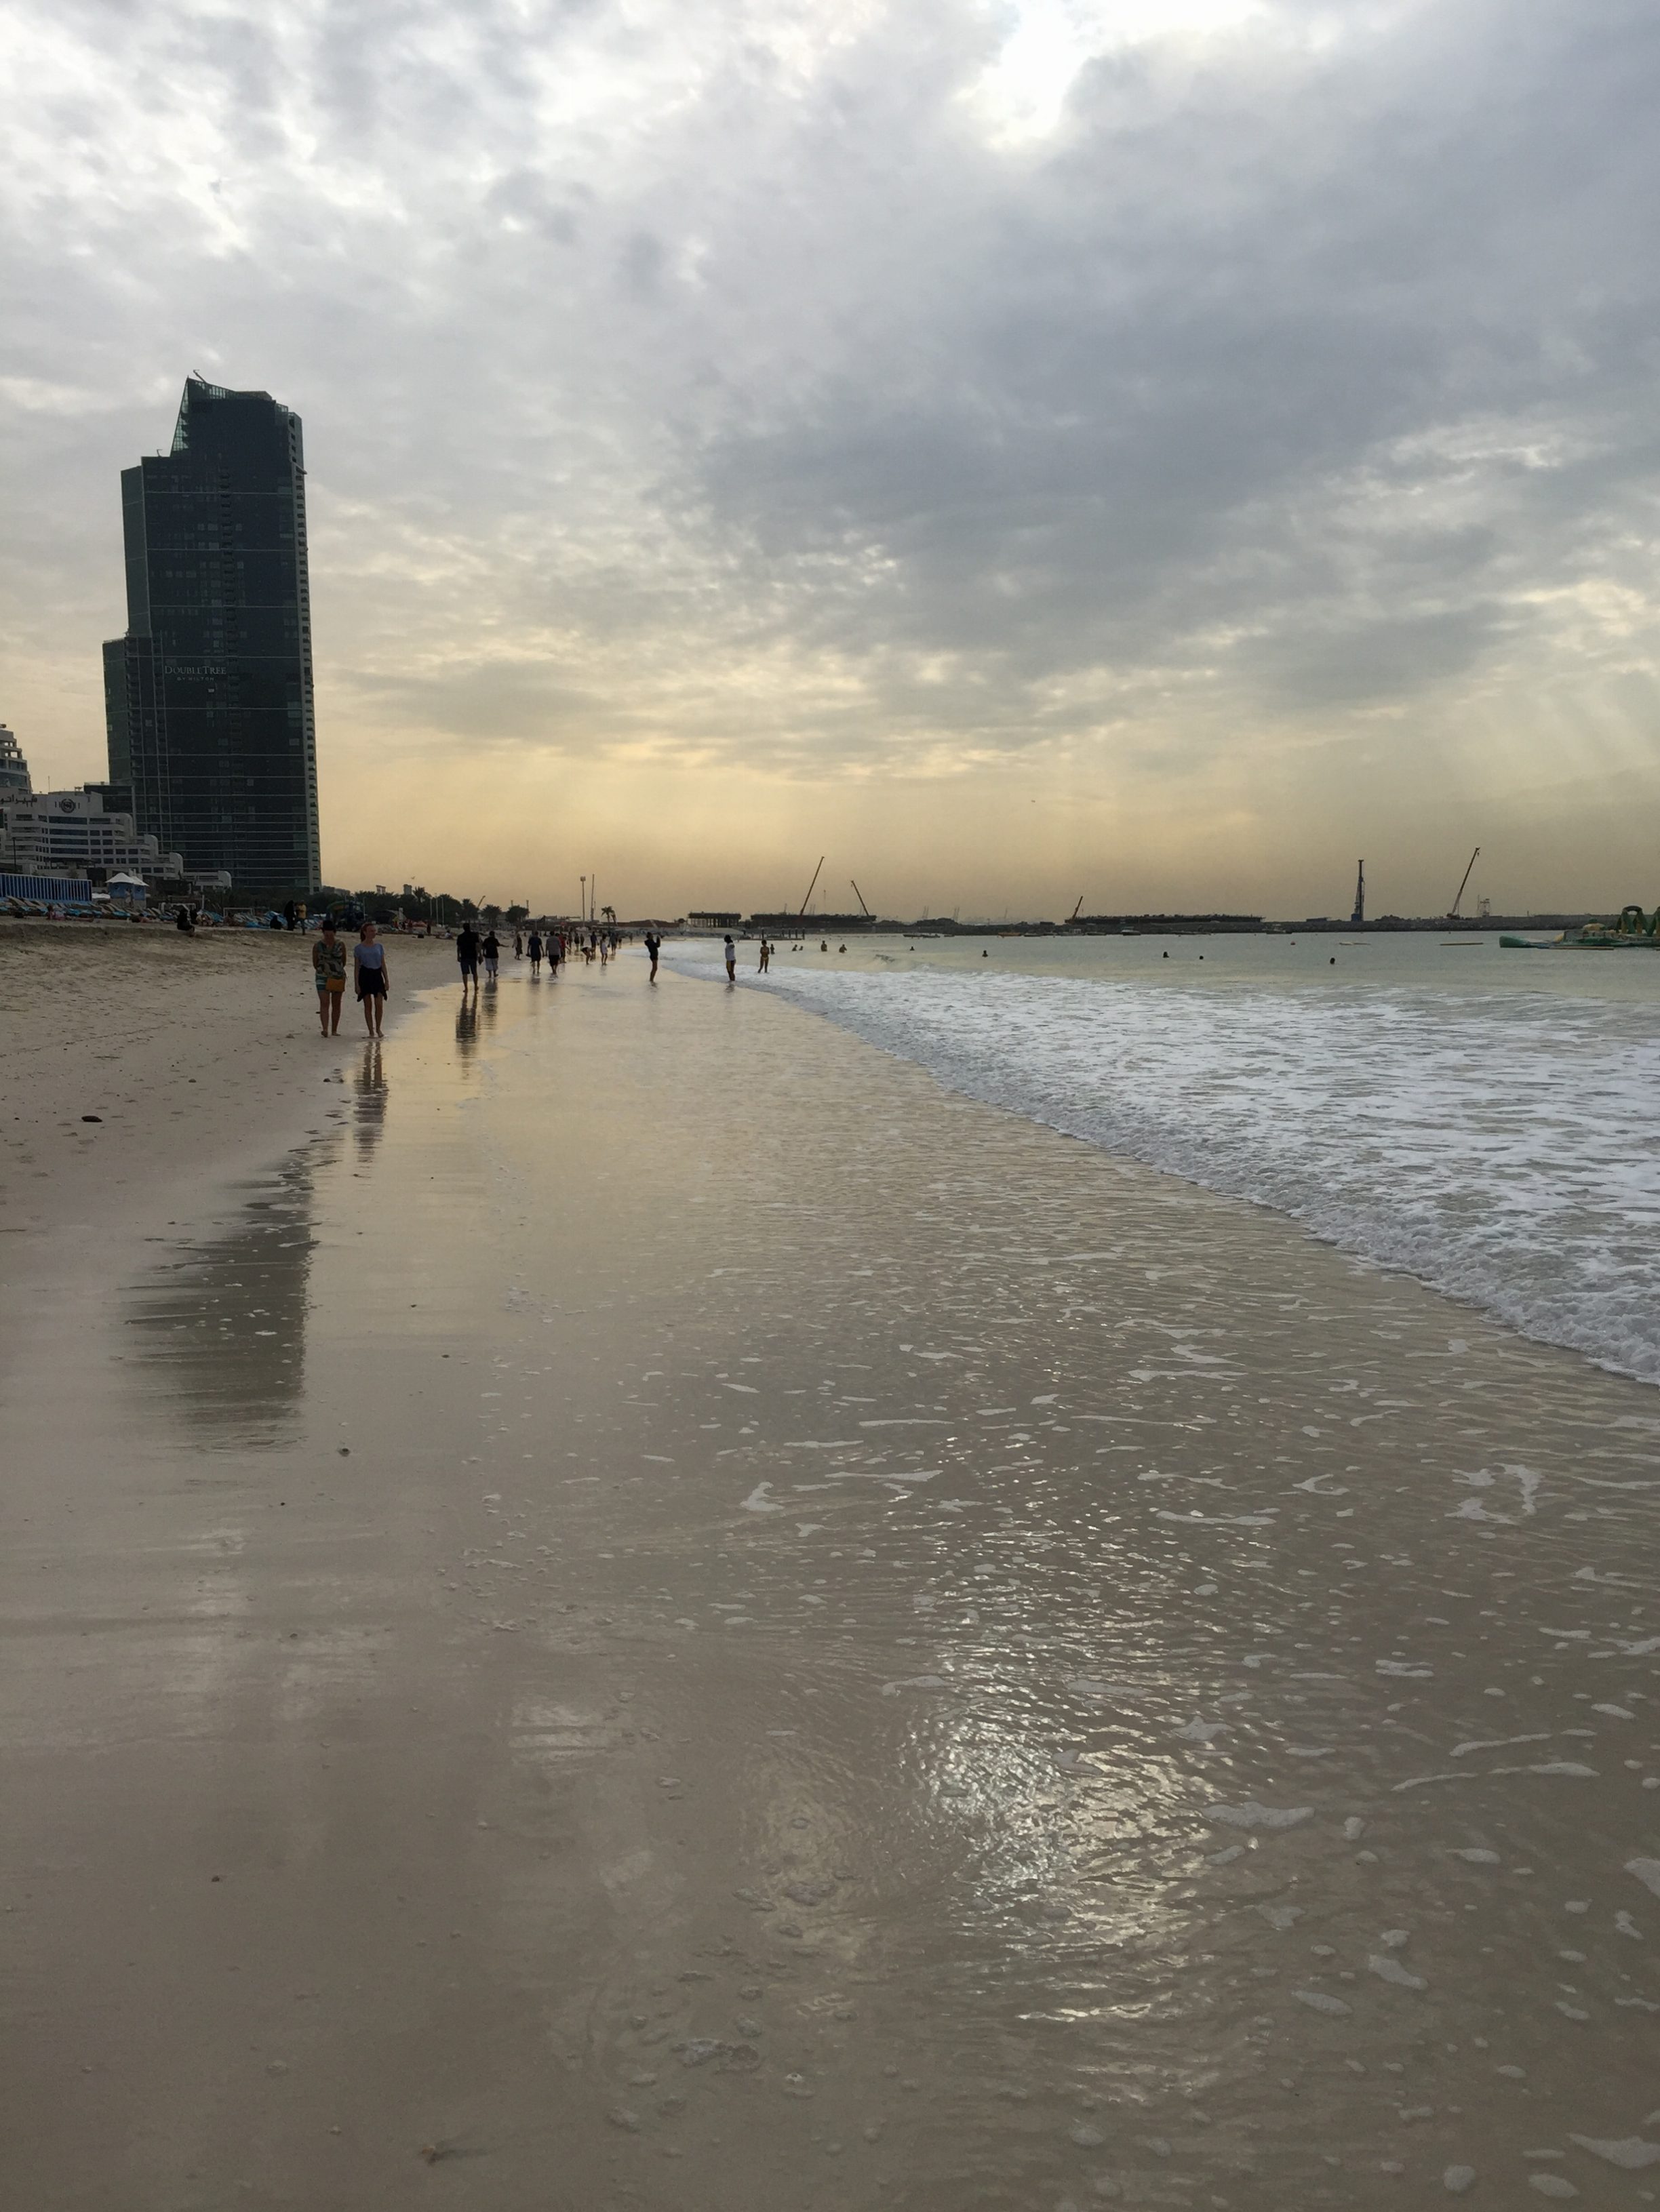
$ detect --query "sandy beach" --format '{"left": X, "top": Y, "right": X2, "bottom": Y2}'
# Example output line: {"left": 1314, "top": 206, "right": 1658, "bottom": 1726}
{"left": 5, "top": 934, "right": 1660, "bottom": 2210}
{"left": 0, "top": 921, "right": 458, "bottom": 1246}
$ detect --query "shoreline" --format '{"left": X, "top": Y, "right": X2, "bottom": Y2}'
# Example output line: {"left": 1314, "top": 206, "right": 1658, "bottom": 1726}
{"left": 681, "top": 940, "right": 1660, "bottom": 1393}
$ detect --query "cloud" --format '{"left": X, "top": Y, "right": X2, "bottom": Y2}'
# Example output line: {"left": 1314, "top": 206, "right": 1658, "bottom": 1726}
{"left": 1, "top": 0, "right": 1657, "bottom": 907}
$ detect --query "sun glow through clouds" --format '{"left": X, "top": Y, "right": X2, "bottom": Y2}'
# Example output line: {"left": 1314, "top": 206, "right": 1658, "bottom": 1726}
{"left": 970, "top": 0, "right": 1271, "bottom": 140}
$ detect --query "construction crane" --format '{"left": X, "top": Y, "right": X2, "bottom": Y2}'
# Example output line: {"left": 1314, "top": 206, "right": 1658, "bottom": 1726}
{"left": 798, "top": 856, "right": 825, "bottom": 916}
{"left": 1448, "top": 846, "right": 1480, "bottom": 920}
{"left": 1068, "top": 895, "right": 1084, "bottom": 924}
{"left": 1351, "top": 861, "right": 1365, "bottom": 928}
{"left": 850, "top": 879, "right": 872, "bottom": 918}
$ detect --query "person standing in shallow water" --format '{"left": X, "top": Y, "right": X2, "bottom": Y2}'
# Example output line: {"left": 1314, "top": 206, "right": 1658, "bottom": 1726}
{"left": 644, "top": 930, "right": 661, "bottom": 982}
{"left": 757, "top": 938, "right": 771, "bottom": 973}
{"left": 723, "top": 934, "right": 737, "bottom": 983}
{"left": 528, "top": 929, "right": 542, "bottom": 976}
{"left": 354, "top": 921, "right": 389, "bottom": 1038}
{"left": 482, "top": 929, "right": 500, "bottom": 981}
{"left": 312, "top": 920, "right": 347, "bottom": 1034}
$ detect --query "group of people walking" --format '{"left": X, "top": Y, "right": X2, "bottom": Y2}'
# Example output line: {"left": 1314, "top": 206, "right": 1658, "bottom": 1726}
{"left": 310, "top": 919, "right": 789, "bottom": 1039}
{"left": 311, "top": 919, "right": 390, "bottom": 1037}
{"left": 307, "top": 917, "right": 629, "bottom": 1035}
{"left": 454, "top": 922, "right": 574, "bottom": 990}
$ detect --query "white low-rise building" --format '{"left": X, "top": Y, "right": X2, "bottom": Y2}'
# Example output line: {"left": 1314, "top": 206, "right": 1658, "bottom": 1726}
{"left": 0, "top": 787, "right": 181, "bottom": 881}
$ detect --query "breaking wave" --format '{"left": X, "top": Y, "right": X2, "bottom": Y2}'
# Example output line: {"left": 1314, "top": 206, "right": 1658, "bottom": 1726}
{"left": 712, "top": 961, "right": 1660, "bottom": 1385}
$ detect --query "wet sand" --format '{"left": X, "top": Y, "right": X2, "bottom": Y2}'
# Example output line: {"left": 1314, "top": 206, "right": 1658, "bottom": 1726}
{"left": 5, "top": 955, "right": 1660, "bottom": 2209}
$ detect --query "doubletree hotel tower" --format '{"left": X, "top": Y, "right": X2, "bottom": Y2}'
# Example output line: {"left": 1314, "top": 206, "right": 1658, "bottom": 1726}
{"left": 103, "top": 377, "right": 321, "bottom": 893}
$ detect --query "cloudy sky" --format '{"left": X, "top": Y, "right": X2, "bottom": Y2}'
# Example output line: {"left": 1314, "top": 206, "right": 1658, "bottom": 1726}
{"left": 3, "top": 0, "right": 1657, "bottom": 917}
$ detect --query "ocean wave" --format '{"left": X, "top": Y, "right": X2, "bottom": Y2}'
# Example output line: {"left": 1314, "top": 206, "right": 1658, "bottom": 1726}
{"left": 695, "top": 960, "right": 1660, "bottom": 1385}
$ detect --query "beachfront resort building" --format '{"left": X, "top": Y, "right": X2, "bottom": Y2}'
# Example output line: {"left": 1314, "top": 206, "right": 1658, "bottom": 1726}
{"left": 0, "top": 725, "right": 31, "bottom": 796}
{"left": 102, "top": 376, "right": 321, "bottom": 897}
{"left": 0, "top": 786, "right": 181, "bottom": 882}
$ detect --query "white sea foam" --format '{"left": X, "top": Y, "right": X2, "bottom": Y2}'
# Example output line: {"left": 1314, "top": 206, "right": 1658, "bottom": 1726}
{"left": 715, "top": 961, "right": 1660, "bottom": 1384}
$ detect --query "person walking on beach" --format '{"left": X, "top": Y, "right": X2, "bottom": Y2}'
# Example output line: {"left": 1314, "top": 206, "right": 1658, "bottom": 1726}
{"left": 513, "top": 929, "right": 523, "bottom": 959}
{"left": 312, "top": 920, "right": 347, "bottom": 1034}
{"left": 354, "top": 921, "right": 390, "bottom": 1038}
{"left": 456, "top": 921, "right": 480, "bottom": 992}
{"left": 528, "top": 929, "right": 542, "bottom": 976}
{"left": 482, "top": 929, "right": 500, "bottom": 981}
{"left": 644, "top": 929, "right": 662, "bottom": 982}
{"left": 724, "top": 933, "right": 738, "bottom": 983}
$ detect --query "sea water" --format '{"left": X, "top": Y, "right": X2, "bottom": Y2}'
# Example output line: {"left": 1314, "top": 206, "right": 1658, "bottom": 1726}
{"left": 675, "top": 932, "right": 1660, "bottom": 1384}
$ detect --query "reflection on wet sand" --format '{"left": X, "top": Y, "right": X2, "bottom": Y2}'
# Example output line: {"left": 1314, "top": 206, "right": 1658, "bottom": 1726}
{"left": 15, "top": 966, "right": 1660, "bottom": 2212}
{"left": 354, "top": 1039, "right": 387, "bottom": 1161}
{"left": 121, "top": 1161, "right": 315, "bottom": 1445}
{"left": 435, "top": 975, "right": 1660, "bottom": 2208}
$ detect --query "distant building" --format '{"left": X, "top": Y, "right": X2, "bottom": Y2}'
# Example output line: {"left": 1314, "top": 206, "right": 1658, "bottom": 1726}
{"left": 688, "top": 910, "right": 743, "bottom": 929}
{"left": 0, "top": 787, "right": 180, "bottom": 881}
{"left": 0, "top": 725, "right": 30, "bottom": 796}
{"left": 102, "top": 376, "right": 321, "bottom": 894}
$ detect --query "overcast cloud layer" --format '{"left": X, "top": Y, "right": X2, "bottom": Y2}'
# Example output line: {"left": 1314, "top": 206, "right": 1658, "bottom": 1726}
{"left": 3, "top": 0, "right": 1657, "bottom": 914}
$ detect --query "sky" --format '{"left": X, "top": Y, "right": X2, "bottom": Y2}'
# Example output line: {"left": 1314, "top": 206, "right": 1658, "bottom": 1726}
{"left": 2, "top": 0, "right": 1657, "bottom": 920}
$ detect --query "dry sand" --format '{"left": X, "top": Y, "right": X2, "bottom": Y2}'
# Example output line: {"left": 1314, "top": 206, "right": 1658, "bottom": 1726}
{"left": 4, "top": 945, "right": 1660, "bottom": 2210}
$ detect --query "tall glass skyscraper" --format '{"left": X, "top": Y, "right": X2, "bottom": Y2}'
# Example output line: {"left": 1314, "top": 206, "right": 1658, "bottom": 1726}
{"left": 103, "top": 377, "right": 321, "bottom": 891}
